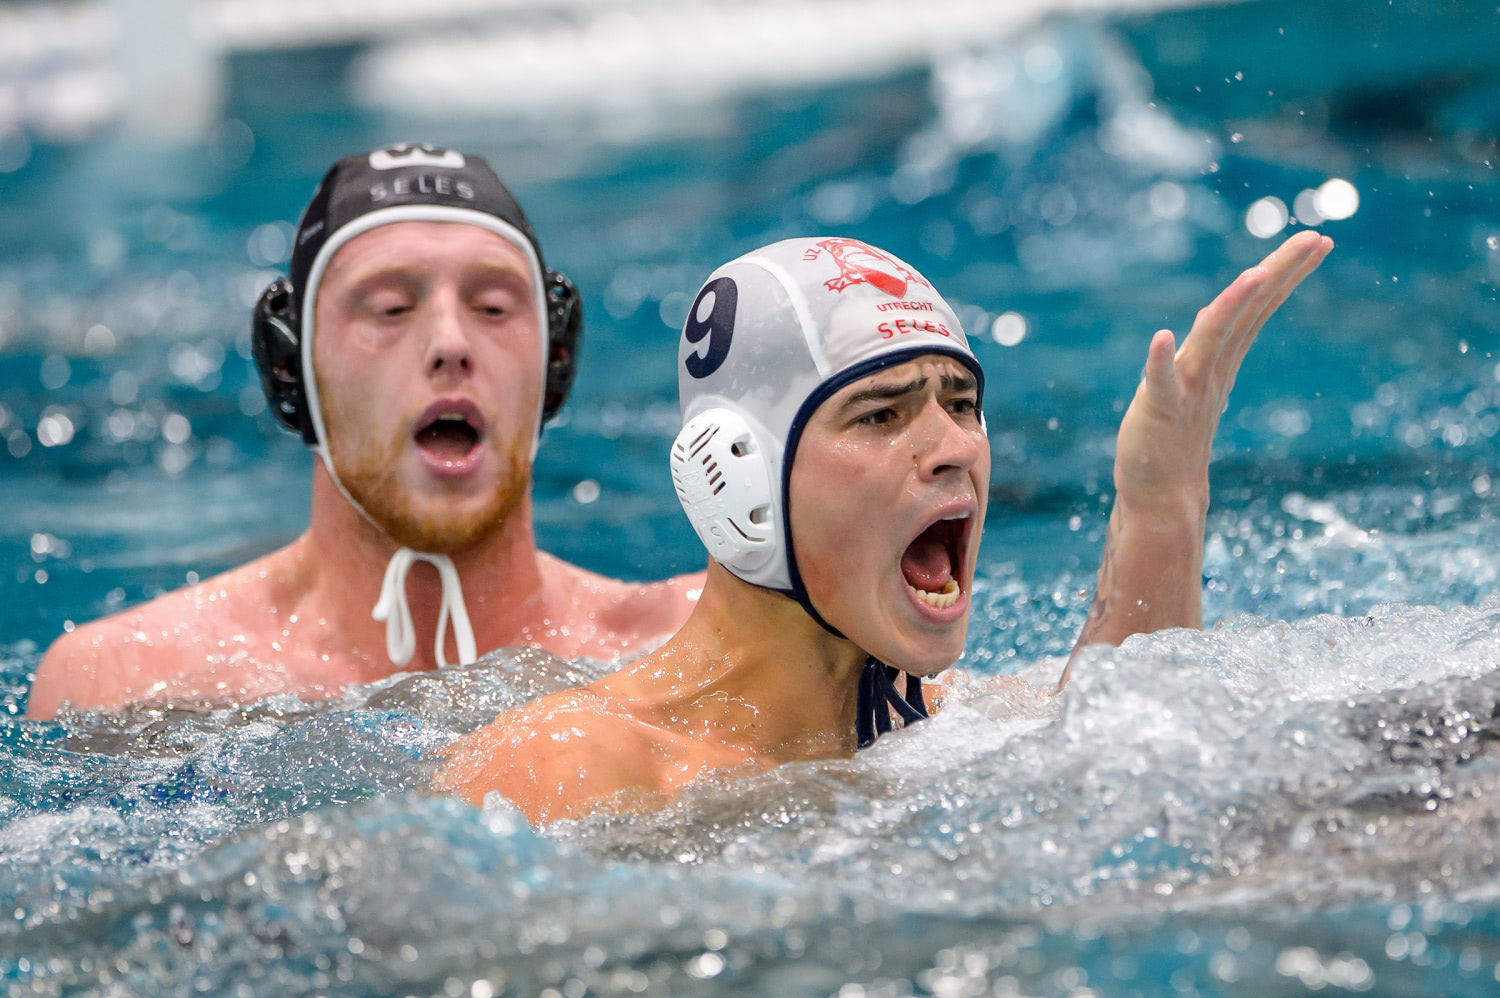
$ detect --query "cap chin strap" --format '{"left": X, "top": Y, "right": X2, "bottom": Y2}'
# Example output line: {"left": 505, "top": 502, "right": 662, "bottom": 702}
{"left": 855, "top": 658, "right": 929, "bottom": 749}
{"left": 372, "top": 548, "right": 478, "bottom": 669}
{"left": 311, "top": 446, "right": 480, "bottom": 670}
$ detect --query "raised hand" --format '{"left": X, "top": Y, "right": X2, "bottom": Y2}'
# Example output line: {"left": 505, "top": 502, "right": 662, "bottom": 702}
{"left": 1063, "top": 230, "right": 1333, "bottom": 684}
{"left": 1115, "top": 230, "right": 1333, "bottom": 518}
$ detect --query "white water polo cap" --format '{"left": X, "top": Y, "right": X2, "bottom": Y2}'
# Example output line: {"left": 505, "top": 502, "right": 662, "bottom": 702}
{"left": 671, "top": 237, "right": 984, "bottom": 621}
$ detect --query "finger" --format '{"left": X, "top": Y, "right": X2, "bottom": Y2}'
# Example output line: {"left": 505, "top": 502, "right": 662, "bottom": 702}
{"left": 1180, "top": 231, "right": 1328, "bottom": 382}
{"left": 1243, "top": 232, "right": 1331, "bottom": 331}
{"left": 1203, "top": 233, "right": 1325, "bottom": 382}
{"left": 1231, "top": 232, "right": 1328, "bottom": 346}
{"left": 1223, "top": 234, "right": 1333, "bottom": 370}
{"left": 1230, "top": 231, "right": 1323, "bottom": 323}
{"left": 1252, "top": 229, "right": 1326, "bottom": 282}
{"left": 1144, "top": 328, "right": 1177, "bottom": 402}
{"left": 1173, "top": 265, "right": 1268, "bottom": 380}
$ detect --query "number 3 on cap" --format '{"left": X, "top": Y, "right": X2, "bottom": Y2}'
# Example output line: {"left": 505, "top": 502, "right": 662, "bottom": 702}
{"left": 683, "top": 278, "right": 737, "bottom": 379}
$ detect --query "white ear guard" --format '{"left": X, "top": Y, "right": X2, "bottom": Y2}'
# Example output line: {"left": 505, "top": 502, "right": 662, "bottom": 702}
{"left": 670, "top": 406, "right": 781, "bottom": 585}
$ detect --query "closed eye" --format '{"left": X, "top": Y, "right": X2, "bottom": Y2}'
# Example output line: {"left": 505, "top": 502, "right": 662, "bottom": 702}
{"left": 363, "top": 287, "right": 416, "bottom": 319}
{"left": 472, "top": 292, "right": 520, "bottom": 320}
{"left": 466, "top": 269, "right": 528, "bottom": 319}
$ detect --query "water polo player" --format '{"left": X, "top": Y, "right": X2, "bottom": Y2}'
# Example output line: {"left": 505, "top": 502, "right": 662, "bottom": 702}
{"left": 437, "top": 231, "right": 1331, "bottom": 824}
{"left": 29, "top": 144, "right": 701, "bottom": 718}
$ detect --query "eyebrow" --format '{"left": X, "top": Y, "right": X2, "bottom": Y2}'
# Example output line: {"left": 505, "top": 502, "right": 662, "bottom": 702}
{"left": 342, "top": 261, "right": 530, "bottom": 298}
{"left": 835, "top": 371, "right": 978, "bottom": 416}
{"left": 341, "top": 267, "right": 420, "bottom": 297}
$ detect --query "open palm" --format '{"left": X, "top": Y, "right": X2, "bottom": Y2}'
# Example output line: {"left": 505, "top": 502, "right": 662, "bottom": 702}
{"left": 1062, "top": 230, "right": 1333, "bottom": 679}
{"left": 1114, "top": 230, "right": 1333, "bottom": 517}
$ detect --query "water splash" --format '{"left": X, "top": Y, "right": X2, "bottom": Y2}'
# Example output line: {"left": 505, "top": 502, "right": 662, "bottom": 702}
{"left": 5, "top": 609, "right": 1500, "bottom": 994}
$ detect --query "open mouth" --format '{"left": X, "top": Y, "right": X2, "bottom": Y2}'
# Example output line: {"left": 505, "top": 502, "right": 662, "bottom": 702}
{"left": 414, "top": 401, "right": 483, "bottom": 461}
{"left": 900, "top": 510, "right": 972, "bottom": 610}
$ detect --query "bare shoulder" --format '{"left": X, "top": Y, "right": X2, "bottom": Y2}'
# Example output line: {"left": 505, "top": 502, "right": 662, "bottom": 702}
{"left": 26, "top": 625, "right": 107, "bottom": 720}
{"left": 27, "top": 542, "right": 311, "bottom": 718}
{"left": 435, "top": 690, "right": 673, "bottom": 822}
{"left": 542, "top": 553, "right": 705, "bottom": 642}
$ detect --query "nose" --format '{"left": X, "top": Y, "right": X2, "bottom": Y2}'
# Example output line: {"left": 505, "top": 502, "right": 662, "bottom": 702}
{"left": 913, "top": 400, "right": 982, "bottom": 482}
{"left": 423, "top": 295, "right": 472, "bottom": 379}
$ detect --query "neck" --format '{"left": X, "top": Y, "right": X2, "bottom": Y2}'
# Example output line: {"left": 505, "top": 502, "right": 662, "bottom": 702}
{"left": 302, "top": 461, "right": 547, "bottom": 673}
{"left": 620, "top": 562, "right": 869, "bottom": 762}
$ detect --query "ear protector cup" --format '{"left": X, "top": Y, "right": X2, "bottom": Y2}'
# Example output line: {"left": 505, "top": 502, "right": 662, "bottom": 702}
{"left": 251, "top": 278, "right": 316, "bottom": 443}
{"left": 669, "top": 407, "right": 777, "bottom": 576}
{"left": 541, "top": 270, "right": 583, "bottom": 423}
{"left": 250, "top": 268, "right": 583, "bottom": 445}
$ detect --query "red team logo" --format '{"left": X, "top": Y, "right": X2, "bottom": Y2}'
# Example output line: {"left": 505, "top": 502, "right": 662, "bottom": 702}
{"left": 803, "top": 238, "right": 931, "bottom": 299}
{"left": 803, "top": 238, "right": 951, "bottom": 340}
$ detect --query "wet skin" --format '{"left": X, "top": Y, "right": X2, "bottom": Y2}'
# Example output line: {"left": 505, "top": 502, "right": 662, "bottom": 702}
{"left": 28, "top": 221, "right": 702, "bottom": 719}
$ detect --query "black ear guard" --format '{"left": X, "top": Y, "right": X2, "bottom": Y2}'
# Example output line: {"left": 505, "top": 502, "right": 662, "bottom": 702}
{"left": 542, "top": 269, "right": 583, "bottom": 422}
{"left": 251, "top": 278, "right": 316, "bottom": 443}
{"left": 250, "top": 270, "right": 583, "bottom": 446}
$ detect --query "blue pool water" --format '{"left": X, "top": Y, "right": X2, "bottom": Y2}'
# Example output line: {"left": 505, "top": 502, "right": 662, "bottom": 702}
{"left": 3, "top": 1, "right": 1500, "bottom": 994}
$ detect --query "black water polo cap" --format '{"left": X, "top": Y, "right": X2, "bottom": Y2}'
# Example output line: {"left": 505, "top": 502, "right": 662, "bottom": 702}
{"left": 252, "top": 143, "right": 583, "bottom": 445}
{"left": 287, "top": 143, "right": 549, "bottom": 324}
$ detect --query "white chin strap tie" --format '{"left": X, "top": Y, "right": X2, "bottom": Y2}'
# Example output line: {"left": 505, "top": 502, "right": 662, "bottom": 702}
{"left": 372, "top": 548, "right": 478, "bottom": 669}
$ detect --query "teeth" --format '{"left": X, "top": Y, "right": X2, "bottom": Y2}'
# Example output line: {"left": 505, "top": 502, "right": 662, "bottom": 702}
{"left": 438, "top": 412, "right": 466, "bottom": 422}
{"left": 941, "top": 511, "right": 971, "bottom": 520}
{"left": 909, "top": 578, "right": 960, "bottom": 609}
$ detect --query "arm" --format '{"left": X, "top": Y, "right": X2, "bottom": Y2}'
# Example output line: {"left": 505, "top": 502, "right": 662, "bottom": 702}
{"left": 1060, "top": 230, "right": 1333, "bottom": 688}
